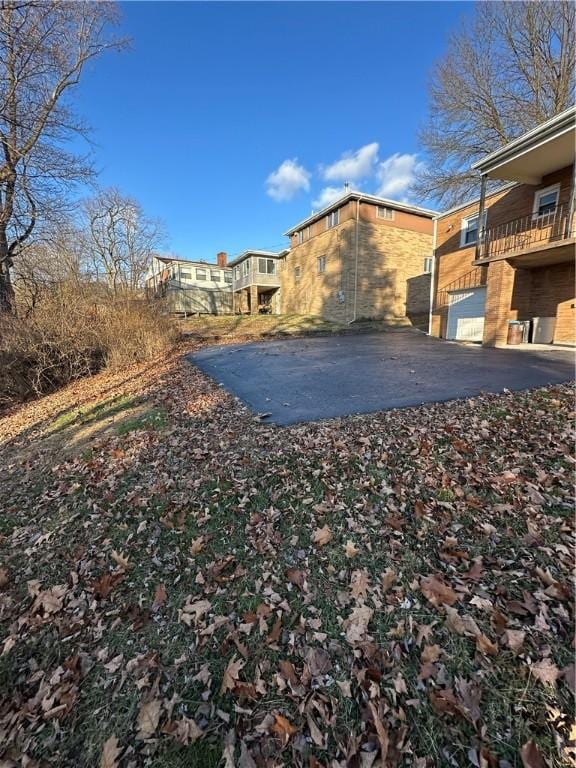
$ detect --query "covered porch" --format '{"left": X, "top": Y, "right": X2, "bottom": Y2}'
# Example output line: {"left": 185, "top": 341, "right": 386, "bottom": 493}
{"left": 233, "top": 285, "right": 281, "bottom": 315}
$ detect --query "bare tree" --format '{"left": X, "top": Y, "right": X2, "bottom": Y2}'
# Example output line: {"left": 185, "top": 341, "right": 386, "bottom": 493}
{"left": 414, "top": 1, "right": 575, "bottom": 206}
{"left": 0, "top": 1, "right": 126, "bottom": 311}
{"left": 83, "top": 188, "right": 164, "bottom": 294}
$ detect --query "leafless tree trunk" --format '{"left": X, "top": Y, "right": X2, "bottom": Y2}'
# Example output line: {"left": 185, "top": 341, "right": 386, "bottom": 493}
{"left": 83, "top": 188, "right": 164, "bottom": 295}
{"left": 413, "top": 1, "right": 575, "bottom": 206}
{"left": 0, "top": 1, "right": 126, "bottom": 312}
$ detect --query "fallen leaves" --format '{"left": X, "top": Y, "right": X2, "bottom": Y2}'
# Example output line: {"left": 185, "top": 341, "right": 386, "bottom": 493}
{"left": 312, "top": 525, "right": 332, "bottom": 547}
{"left": 99, "top": 735, "right": 121, "bottom": 768}
{"left": 220, "top": 654, "right": 246, "bottom": 694}
{"left": 420, "top": 574, "right": 457, "bottom": 607}
{"left": 520, "top": 739, "right": 547, "bottom": 768}
{"left": 137, "top": 698, "right": 161, "bottom": 739}
{"left": 530, "top": 658, "right": 560, "bottom": 687}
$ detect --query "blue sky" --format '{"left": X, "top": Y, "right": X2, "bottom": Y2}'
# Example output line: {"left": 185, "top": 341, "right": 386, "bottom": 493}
{"left": 73, "top": 1, "right": 473, "bottom": 261}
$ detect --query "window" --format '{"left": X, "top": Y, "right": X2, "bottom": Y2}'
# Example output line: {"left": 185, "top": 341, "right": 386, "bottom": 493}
{"left": 242, "top": 259, "right": 250, "bottom": 276}
{"left": 234, "top": 266, "right": 240, "bottom": 280}
{"left": 377, "top": 206, "right": 394, "bottom": 220}
{"left": 294, "top": 266, "right": 301, "bottom": 282}
{"left": 224, "top": 272, "right": 232, "bottom": 283}
{"left": 460, "top": 212, "right": 486, "bottom": 247}
{"left": 533, "top": 184, "right": 560, "bottom": 218}
{"left": 258, "top": 258, "right": 276, "bottom": 275}
{"left": 211, "top": 270, "right": 221, "bottom": 282}
{"left": 423, "top": 257, "right": 433, "bottom": 274}
{"left": 180, "top": 270, "right": 191, "bottom": 279}
{"left": 317, "top": 255, "right": 326, "bottom": 274}
{"left": 326, "top": 209, "right": 340, "bottom": 229}
{"left": 297, "top": 227, "right": 310, "bottom": 245}
{"left": 195, "top": 268, "right": 207, "bottom": 281}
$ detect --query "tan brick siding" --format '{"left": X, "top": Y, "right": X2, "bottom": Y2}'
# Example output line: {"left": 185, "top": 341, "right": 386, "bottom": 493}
{"left": 281, "top": 217, "right": 433, "bottom": 324}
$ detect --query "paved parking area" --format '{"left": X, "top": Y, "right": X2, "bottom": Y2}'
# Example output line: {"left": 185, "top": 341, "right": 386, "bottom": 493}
{"left": 191, "top": 331, "right": 575, "bottom": 425}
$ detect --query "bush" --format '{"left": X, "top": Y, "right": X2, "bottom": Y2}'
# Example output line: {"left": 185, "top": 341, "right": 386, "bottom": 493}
{"left": 0, "top": 285, "right": 179, "bottom": 409}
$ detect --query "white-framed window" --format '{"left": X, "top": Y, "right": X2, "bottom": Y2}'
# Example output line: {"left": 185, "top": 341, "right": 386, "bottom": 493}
{"left": 297, "top": 227, "right": 310, "bottom": 244}
{"left": 211, "top": 269, "right": 221, "bottom": 282}
{"left": 533, "top": 184, "right": 560, "bottom": 218}
{"left": 326, "top": 209, "right": 340, "bottom": 229}
{"left": 242, "top": 259, "right": 250, "bottom": 276}
{"left": 423, "top": 257, "right": 433, "bottom": 274}
{"left": 377, "top": 206, "right": 394, "bottom": 220}
{"left": 234, "top": 266, "right": 240, "bottom": 280}
{"left": 195, "top": 268, "right": 207, "bottom": 281}
{"left": 180, "top": 270, "right": 191, "bottom": 279}
{"left": 460, "top": 212, "right": 486, "bottom": 247}
{"left": 224, "top": 272, "right": 232, "bottom": 283}
{"left": 317, "top": 255, "right": 326, "bottom": 274}
{"left": 294, "top": 265, "right": 301, "bottom": 282}
{"left": 258, "top": 258, "right": 276, "bottom": 275}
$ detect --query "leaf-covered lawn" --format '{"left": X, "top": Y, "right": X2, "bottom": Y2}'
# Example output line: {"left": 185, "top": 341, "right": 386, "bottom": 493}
{"left": 0, "top": 341, "right": 574, "bottom": 768}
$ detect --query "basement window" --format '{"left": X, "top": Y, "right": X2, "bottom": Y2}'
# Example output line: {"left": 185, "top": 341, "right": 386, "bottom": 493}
{"left": 533, "top": 184, "right": 560, "bottom": 218}
{"left": 377, "top": 206, "right": 394, "bottom": 220}
{"left": 195, "top": 268, "right": 207, "bottom": 281}
{"left": 423, "top": 257, "right": 433, "bottom": 274}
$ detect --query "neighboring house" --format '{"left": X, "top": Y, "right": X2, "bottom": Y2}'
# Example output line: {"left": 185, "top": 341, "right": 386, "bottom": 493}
{"left": 281, "top": 192, "right": 437, "bottom": 327}
{"left": 145, "top": 253, "right": 233, "bottom": 315}
{"left": 431, "top": 106, "right": 575, "bottom": 346}
{"left": 230, "top": 250, "right": 286, "bottom": 314}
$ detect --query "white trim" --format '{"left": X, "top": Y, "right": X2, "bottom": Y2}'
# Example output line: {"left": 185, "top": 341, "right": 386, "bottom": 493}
{"left": 532, "top": 183, "right": 560, "bottom": 218}
{"left": 433, "top": 183, "right": 517, "bottom": 220}
{"left": 459, "top": 212, "right": 485, "bottom": 248}
{"left": 423, "top": 257, "right": 432, "bottom": 274}
{"left": 377, "top": 206, "right": 395, "bottom": 220}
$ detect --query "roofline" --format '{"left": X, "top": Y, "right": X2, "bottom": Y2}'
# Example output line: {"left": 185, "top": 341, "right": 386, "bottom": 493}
{"left": 154, "top": 255, "right": 231, "bottom": 269}
{"left": 227, "top": 249, "right": 288, "bottom": 268}
{"left": 433, "top": 182, "right": 518, "bottom": 220}
{"left": 471, "top": 105, "right": 576, "bottom": 175}
{"left": 283, "top": 192, "right": 438, "bottom": 236}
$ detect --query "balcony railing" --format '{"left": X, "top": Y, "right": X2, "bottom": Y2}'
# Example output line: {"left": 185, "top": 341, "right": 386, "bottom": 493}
{"left": 478, "top": 205, "right": 574, "bottom": 261}
{"left": 435, "top": 267, "right": 486, "bottom": 310}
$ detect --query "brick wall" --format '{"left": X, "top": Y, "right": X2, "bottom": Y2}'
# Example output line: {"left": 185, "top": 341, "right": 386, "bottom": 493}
{"left": 281, "top": 212, "right": 433, "bottom": 324}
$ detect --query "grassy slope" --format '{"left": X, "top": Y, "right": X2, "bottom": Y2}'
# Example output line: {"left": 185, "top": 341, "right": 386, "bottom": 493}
{"left": 0, "top": 340, "right": 574, "bottom": 768}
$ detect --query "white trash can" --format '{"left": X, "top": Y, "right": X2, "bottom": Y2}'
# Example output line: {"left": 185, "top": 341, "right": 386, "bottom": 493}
{"left": 532, "top": 316, "right": 556, "bottom": 344}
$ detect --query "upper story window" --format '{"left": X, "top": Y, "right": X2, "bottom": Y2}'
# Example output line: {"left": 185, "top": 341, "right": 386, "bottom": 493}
{"left": 423, "top": 257, "right": 433, "bottom": 274}
{"left": 377, "top": 206, "right": 394, "bottom": 220}
{"left": 326, "top": 209, "right": 340, "bottom": 229}
{"left": 234, "top": 266, "right": 240, "bottom": 280}
{"left": 258, "top": 258, "right": 276, "bottom": 275}
{"left": 242, "top": 259, "right": 250, "bottom": 277}
{"left": 297, "top": 227, "right": 310, "bottom": 244}
{"left": 317, "top": 255, "right": 326, "bottom": 274}
{"left": 533, "top": 184, "right": 560, "bottom": 218}
{"left": 180, "top": 270, "right": 191, "bottom": 279}
{"left": 460, "top": 212, "right": 486, "bottom": 247}
{"left": 196, "top": 268, "right": 207, "bottom": 281}
{"left": 211, "top": 269, "right": 221, "bottom": 282}
{"left": 224, "top": 272, "right": 232, "bottom": 283}
{"left": 294, "top": 265, "right": 301, "bottom": 283}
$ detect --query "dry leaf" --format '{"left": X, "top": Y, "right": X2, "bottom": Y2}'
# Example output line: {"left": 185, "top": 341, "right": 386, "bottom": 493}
{"left": 190, "top": 536, "right": 205, "bottom": 555}
{"left": 344, "top": 604, "right": 373, "bottom": 645}
{"left": 476, "top": 633, "right": 498, "bottom": 656}
{"left": 220, "top": 654, "right": 246, "bottom": 694}
{"left": 99, "top": 735, "right": 120, "bottom": 768}
{"left": 344, "top": 540, "right": 360, "bottom": 558}
{"left": 111, "top": 550, "right": 130, "bottom": 570}
{"left": 520, "top": 740, "right": 547, "bottom": 768}
{"left": 420, "top": 575, "right": 457, "bottom": 607}
{"left": 531, "top": 658, "right": 559, "bottom": 687}
{"left": 285, "top": 567, "right": 306, "bottom": 588}
{"left": 271, "top": 713, "right": 298, "bottom": 744}
{"left": 152, "top": 583, "right": 167, "bottom": 612}
{"left": 312, "top": 525, "right": 332, "bottom": 547}
{"left": 137, "top": 698, "right": 161, "bottom": 739}
{"left": 350, "top": 569, "right": 370, "bottom": 599}
{"left": 445, "top": 606, "right": 481, "bottom": 637}
{"left": 381, "top": 567, "right": 396, "bottom": 592}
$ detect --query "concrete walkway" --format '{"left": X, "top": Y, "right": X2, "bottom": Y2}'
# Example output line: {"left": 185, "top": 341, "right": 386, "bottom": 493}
{"left": 191, "top": 331, "right": 575, "bottom": 425}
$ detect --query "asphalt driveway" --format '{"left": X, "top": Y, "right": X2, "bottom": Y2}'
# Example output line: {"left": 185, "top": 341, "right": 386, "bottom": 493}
{"left": 191, "top": 331, "right": 575, "bottom": 425}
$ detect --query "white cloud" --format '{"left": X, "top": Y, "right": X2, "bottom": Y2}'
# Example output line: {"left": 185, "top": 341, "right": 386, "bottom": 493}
{"left": 375, "top": 153, "right": 424, "bottom": 200}
{"left": 266, "top": 159, "right": 310, "bottom": 202}
{"left": 312, "top": 186, "right": 351, "bottom": 210}
{"left": 322, "top": 142, "right": 379, "bottom": 182}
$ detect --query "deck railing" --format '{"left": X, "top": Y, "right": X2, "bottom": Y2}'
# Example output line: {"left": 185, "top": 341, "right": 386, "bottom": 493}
{"left": 435, "top": 267, "right": 486, "bottom": 310}
{"left": 478, "top": 205, "right": 574, "bottom": 260}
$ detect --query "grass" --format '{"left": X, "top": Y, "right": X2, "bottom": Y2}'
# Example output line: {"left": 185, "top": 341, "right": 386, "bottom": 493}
{"left": 179, "top": 313, "right": 346, "bottom": 341}
{"left": 0, "top": 345, "right": 573, "bottom": 768}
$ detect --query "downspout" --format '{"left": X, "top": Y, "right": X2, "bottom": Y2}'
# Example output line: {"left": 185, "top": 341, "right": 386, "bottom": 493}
{"left": 475, "top": 174, "right": 487, "bottom": 262}
{"left": 350, "top": 198, "right": 360, "bottom": 324}
{"left": 427, "top": 217, "right": 438, "bottom": 335}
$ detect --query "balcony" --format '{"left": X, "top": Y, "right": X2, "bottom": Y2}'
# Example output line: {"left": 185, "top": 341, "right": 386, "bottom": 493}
{"left": 476, "top": 205, "right": 575, "bottom": 265}
{"left": 232, "top": 257, "right": 281, "bottom": 292}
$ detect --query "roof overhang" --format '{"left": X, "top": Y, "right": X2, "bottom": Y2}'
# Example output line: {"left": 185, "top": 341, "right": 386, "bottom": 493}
{"left": 227, "top": 249, "right": 288, "bottom": 268}
{"left": 283, "top": 192, "right": 438, "bottom": 236}
{"left": 471, "top": 106, "right": 576, "bottom": 183}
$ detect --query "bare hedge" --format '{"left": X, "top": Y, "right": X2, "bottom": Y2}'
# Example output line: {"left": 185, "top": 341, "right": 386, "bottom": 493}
{"left": 0, "top": 285, "right": 179, "bottom": 408}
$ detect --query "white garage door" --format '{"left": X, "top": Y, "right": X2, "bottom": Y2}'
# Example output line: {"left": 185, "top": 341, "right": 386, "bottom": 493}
{"left": 447, "top": 287, "right": 486, "bottom": 342}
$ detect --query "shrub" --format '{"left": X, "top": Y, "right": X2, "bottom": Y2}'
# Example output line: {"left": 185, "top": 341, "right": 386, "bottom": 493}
{"left": 0, "top": 285, "right": 179, "bottom": 409}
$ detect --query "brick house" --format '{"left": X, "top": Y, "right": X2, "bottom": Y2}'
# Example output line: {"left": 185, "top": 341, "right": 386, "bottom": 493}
{"left": 281, "top": 192, "right": 437, "bottom": 327}
{"left": 430, "top": 106, "right": 575, "bottom": 346}
{"left": 145, "top": 252, "right": 233, "bottom": 314}
{"left": 229, "top": 250, "right": 287, "bottom": 314}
